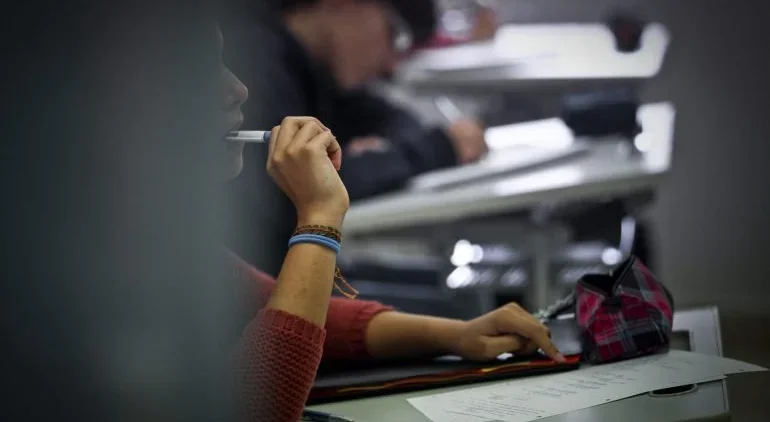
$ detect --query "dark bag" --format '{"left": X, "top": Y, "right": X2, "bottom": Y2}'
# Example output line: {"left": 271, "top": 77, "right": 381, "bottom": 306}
{"left": 576, "top": 256, "right": 674, "bottom": 364}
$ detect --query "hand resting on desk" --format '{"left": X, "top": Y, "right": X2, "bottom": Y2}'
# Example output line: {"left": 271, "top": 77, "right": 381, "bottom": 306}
{"left": 365, "top": 302, "right": 566, "bottom": 363}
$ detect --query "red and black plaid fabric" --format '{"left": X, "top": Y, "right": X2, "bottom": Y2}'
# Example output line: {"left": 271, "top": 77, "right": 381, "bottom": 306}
{"left": 575, "top": 256, "right": 674, "bottom": 364}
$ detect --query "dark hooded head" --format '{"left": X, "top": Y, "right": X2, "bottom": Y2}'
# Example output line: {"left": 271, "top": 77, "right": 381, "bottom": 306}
{"left": 278, "top": 0, "right": 437, "bottom": 88}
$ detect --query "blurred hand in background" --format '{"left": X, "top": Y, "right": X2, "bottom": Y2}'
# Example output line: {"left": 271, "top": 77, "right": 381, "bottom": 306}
{"left": 446, "top": 118, "right": 487, "bottom": 164}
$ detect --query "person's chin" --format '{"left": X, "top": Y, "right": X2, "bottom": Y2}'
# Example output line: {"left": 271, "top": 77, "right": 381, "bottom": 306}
{"left": 230, "top": 157, "right": 244, "bottom": 179}
{"left": 345, "top": 78, "right": 368, "bottom": 90}
{"left": 334, "top": 70, "right": 366, "bottom": 91}
{"left": 222, "top": 142, "right": 244, "bottom": 180}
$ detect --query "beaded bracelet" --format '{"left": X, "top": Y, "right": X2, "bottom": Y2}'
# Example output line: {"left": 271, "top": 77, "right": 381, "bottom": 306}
{"left": 288, "top": 225, "right": 359, "bottom": 299}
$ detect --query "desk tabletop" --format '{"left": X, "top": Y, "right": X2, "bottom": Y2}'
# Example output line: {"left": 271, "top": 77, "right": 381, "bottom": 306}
{"left": 308, "top": 379, "right": 726, "bottom": 422}
{"left": 344, "top": 102, "right": 675, "bottom": 236}
{"left": 397, "top": 24, "right": 670, "bottom": 94}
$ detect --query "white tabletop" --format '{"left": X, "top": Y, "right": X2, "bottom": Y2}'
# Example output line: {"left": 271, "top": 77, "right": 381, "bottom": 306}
{"left": 344, "top": 102, "right": 675, "bottom": 236}
{"left": 398, "top": 23, "right": 670, "bottom": 93}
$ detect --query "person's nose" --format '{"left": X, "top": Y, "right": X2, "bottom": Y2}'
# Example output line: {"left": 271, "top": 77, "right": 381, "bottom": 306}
{"left": 224, "top": 68, "right": 249, "bottom": 111}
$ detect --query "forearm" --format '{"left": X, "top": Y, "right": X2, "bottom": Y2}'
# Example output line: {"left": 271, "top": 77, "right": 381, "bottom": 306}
{"left": 266, "top": 243, "right": 336, "bottom": 327}
{"left": 364, "top": 311, "right": 466, "bottom": 360}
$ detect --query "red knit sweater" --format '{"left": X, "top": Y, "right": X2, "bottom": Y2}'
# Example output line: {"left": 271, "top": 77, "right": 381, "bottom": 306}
{"left": 232, "top": 256, "right": 392, "bottom": 422}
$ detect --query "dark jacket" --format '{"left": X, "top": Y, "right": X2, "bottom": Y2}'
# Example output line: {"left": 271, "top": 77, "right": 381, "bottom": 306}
{"left": 223, "top": 6, "right": 457, "bottom": 275}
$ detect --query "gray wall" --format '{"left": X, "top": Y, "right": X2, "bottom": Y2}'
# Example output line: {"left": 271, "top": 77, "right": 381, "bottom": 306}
{"left": 644, "top": 5, "right": 770, "bottom": 418}
{"left": 497, "top": 1, "right": 770, "bottom": 419}
{"left": 643, "top": 2, "right": 770, "bottom": 316}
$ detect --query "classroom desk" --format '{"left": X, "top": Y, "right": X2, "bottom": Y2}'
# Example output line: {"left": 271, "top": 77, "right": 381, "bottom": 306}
{"left": 343, "top": 102, "right": 675, "bottom": 237}
{"left": 397, "top": 24, "right": 670, "bottom": 95}
{"left": 308, "top": 308, "right": 730, "bottom": 422}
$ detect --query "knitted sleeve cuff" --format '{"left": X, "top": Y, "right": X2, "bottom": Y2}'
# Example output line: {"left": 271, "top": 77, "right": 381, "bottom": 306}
{"left": 235, "top": 308, "right": 326, "bottom": 422}
{"left": 324, "top": 299, "right": 394, "bottom": 360}
{"left": 257, "top": 308, "right": 326, "bottom": 345}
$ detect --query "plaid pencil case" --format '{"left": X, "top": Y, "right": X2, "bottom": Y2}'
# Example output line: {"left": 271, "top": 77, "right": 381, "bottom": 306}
{"left": 575, "top": 255, "right": 674, "bottom": 364}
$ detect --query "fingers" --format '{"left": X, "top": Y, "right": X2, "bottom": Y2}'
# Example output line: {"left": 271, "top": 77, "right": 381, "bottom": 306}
{"left": 268, "top": 116, "right": 335, "bottom": 172}
{"left": 267, "top": 125, "right": 280, "bottom": 160}
{"left": 307, "top": 130, "right": 343, "bottom": 171}
{"left": 329, "top": 144, "right": 342, "bottom": 171}
{"left": 275, "top": 116, "right": 324, "bottom": 149}
{"left": 481, "top": 335, "right": 526, "bottom": 359}
{"left": 511, "top": 318, "right": 562, "bottom": 362}
{"left": 286, "top": 119, "right": 326, "bottom": 154}
{"left": 277, "top": 116, "right": 326, "bottom": 140}
{"left": 272, "top": 116, "right": 325, "bottom": 151}
{"left": 520, "top": 340, "right": 540, "bottom": 356}
{"left": 496, "top": 304, "right": 566, "bottom": 363}
{"left": 266, "top": 125, "right": 281, "bottom": 176}
{"left": 327, "top": 136, "right": 342, "bottom": 171}
{"left": 274, "top": 118, "right": 301, "bottom": 151}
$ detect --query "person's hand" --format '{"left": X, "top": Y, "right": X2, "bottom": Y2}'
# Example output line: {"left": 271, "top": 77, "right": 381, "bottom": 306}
{"left": 267, "top": 116, "right": 349, "bottom": 229}
{"left": 446, "top": 118, "right": 488, "bottom": 164}
{"left": 450, "top": 303, "right": 566, "bottom": 362}
{"left": 470, "top": 7, "right": 498, "bottom": 41}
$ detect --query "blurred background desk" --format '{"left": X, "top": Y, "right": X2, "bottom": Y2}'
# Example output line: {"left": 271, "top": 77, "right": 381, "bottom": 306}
{"left": 336, "top": 16, "right": 676, "bottom": 317}
{"left": 345, "top": 102, "right": 674, "bottom": 235}
{"left": 341, "top": 102, "right": 674, "bottom": 317}
{"left": 383, "top": 20, "right": 670, "bottom": 129}
{"left": 397, "top": 23, "right": 669, "bottom": 95}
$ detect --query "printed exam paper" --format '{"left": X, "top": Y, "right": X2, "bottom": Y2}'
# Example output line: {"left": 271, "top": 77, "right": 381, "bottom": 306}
{"left": 407, "top": 350, "right": 766, "bottom": 422}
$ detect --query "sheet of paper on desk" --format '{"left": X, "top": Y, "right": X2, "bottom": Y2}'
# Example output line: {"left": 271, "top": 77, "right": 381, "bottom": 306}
{"left": 408, "top": 351, "right": 766, "bottom": 422}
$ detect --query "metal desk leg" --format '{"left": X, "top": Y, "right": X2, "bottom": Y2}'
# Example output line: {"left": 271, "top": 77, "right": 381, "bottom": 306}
{"left": 475, "top": 287, "right": 496, "bottom": 315}
{"left": 531, "top": 231, "right": 551, "bottom": 311}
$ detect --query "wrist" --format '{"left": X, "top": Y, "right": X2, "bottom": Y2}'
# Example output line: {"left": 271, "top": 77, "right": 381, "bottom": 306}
{"left": 296, "top": 210, "right": 345, "bottom": 231}
{"left": 426, "top": 317, "right": 468, "bottom": 356}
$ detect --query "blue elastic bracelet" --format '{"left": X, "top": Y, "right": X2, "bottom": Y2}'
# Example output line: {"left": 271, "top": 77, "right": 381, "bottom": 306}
{"left": 289, "top": 234, "right": 341, "bottom": 253}
{"left": 288, "top": 233, "right": 341, "bottom": 254}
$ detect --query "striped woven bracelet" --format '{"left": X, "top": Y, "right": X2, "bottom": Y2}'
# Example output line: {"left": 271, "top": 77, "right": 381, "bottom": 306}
{"left": 288, "top": 225, "right": 358, "bottom": 299}
{"left": 292, "top": 224, "right": 342, "bottom": 242}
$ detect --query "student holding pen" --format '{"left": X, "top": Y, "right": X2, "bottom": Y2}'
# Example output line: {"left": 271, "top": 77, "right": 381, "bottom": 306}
{"left": 214, "top": 27, "right": 564, "bottom": 422}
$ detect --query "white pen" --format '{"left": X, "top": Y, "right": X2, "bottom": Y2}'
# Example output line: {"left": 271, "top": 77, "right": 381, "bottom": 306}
{"left": 226, "top": 130, "right": 271, "bottom": 143}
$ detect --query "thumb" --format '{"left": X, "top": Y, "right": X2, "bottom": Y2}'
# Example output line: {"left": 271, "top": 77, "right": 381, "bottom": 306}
{"left": 479, "top": 335, "right": 526, "bottom": 359}
{"left": 329, "top": 140, "right": 342, "bottom": 171}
